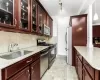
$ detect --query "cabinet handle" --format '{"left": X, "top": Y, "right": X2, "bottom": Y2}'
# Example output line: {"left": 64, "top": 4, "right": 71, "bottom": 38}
{"left": 26, "top": 59, "right": 32, "bottom": 63}
{"left": 27, "top": 70, "right": 30, "bottom": 79}
{"left": 27, "top": 70, "right": 29, "bottom": 73}
{"left": 31, "top": 67, "right": 33, "bottom": 70}
{"left": 31, "top": 67, "right": 34, "bottom": 74}
{"left": 14, "top": 19, "right": 17, "bottom": 25}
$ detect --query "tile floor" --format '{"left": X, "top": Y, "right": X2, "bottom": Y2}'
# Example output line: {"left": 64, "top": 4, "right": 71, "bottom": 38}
{"left": 42, "top": 56, "right": 78, "bottom": 80}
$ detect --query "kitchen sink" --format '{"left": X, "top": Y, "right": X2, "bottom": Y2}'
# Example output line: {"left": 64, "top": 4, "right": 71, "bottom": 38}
{"left": 0, "top": 50, "right": 33, "bottom": 60}
{"left": 23, "top": 50, "right": 33, "bottom": 55}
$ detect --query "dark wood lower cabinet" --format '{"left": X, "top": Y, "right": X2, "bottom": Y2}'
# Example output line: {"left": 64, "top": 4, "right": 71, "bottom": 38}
{"left": 83, "top": 67, "right": 92, "bottom": 80}
{"left": 31, "top": 59, "right": 40, "bottom": 80}
{"left": 95, "top": 70, "right": 100, "bottom": 80}
{"left": 2, "top": 53, "right": 40, "bottom": 80}
{"left": 77, "top": 57, "right": 82, "bottom": 80}
{"left": 8, "top": 59, "right": 40, "bottom": 80}
{"left": 75, "top": 56, "right": 78, "bottom": 71}
{"left": 75, "top": 49, "right": 100, "bottom": 80}
{"left": 8, "top": 67, "right": 30, "bottom": 80}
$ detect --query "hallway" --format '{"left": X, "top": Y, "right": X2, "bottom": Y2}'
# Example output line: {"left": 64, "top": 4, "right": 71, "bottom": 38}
{"left": 42, "top": 56, "right": 78, "bottom": 80}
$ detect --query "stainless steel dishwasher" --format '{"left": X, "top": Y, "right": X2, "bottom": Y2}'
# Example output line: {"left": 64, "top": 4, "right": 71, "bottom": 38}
{"left": 40, "top": 50, "right": 49, "bottom": 78}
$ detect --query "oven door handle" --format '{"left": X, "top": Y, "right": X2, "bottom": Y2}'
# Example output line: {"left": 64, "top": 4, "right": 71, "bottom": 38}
{"left": 41, "top": 52, "right": 49, "bottom": 56}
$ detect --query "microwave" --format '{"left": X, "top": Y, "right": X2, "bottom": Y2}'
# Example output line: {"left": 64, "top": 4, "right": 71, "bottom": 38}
{"left": 42, "top": 24, "right": 50, "bottom": 35}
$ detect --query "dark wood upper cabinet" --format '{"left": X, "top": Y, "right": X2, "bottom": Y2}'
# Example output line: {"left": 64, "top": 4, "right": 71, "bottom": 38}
{"left": 47, "top": 15, "right": 49, "bottom": 27}
{"left": 71, "top": 14, "right": 87, "bottom": 66}
{"left": 0, "top": 0, "right": 53, "bottom": 36}
{"left": 43, "top": 11, "right": 47, "bottom": 25}
{"left": 37, "top": 5, "right": 44, "bottom": 34}
{"left": 15, "top": 0, "right": 31, "bottom": 31}
{"left": 47, "top": 15, "right": 53, "bottom": 36}
{"left": 31, "top": 0, "right": 38, "bottom": 33}
{"left": 0, "top": 0, "right": 16, "bottom": 28}
{"left": 71, "top": 14, "right": 87, "bottom": 46}
{"left": 49, "top": 17, "right": 53, "bottom": 36}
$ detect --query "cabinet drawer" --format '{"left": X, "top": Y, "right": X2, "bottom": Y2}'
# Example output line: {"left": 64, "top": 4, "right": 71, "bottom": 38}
{"left": 2, "top": 52, "right": 40, "bottom": 79}
{"left": 83, "top": 58, "right": 94, "bottom": 79}
{"left": 32, "top": 52, "right": 40, "bottom": 62}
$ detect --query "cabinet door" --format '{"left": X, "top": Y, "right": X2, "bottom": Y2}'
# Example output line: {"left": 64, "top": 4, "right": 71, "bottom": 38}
{"left": 31, "top": 59, "right": 40, "bottom": 80}
{"left": 43, "top": 11, "right": 47, "bottom": 25}
{"left": 77, "top": 57, "right": 82, "bottom": 80}
{"left": 37, "top": 5, "right": 43, "bottom": 34}
{"left": 31, "top": 0, "right": 37, "bottom": 32}
{"left": 18, "top": 0, "right": 30, "bottom": 31}
{"left": 0, "top": 0, "right": 16, "bottom": 28}
{"left": 48, "top": 17, "right": 52, "bottom": 36}
{"left": 83, "top": 67, "right": 92, "bottom": 80}
{"left": 47, "top": 15, "right": 53, "bottom": 36}
{"left": 75, "top": 56, "right": 78, "bottom": 72}
{"left": 95, "top": 70, "right": 100, "bottom": 80}
{"left": 83, "top": 59, "right": 94, "bottom": 79}
{"left": 47, "top": 15, "right": 49, "bottom": 27}
{"left": 9, "top": 67, "right": 30, "bottom": 80}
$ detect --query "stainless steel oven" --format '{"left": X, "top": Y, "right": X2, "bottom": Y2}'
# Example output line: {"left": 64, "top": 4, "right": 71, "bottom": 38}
{"left": 48, "top": 45, "right": 57, "bottom": 68}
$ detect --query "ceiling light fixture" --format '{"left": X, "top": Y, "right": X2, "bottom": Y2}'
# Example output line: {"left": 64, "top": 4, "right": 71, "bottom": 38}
{"left": 93, "top": 0, "right": 99, "bottom": 20}
{"left": 59, "top": 0, "right": 62, "bottom": 11}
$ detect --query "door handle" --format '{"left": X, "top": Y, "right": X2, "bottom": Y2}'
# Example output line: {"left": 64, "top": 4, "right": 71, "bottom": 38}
{"left": 41, "top": 52, "right": 48, "bottom": 56}
{"left": 65, "top": 48, "right": 68, "bottom": 51}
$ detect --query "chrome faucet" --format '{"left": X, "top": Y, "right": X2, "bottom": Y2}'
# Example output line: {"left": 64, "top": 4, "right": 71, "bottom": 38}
{"left": 8, "top": 43, "right": 19, "bottom": 52}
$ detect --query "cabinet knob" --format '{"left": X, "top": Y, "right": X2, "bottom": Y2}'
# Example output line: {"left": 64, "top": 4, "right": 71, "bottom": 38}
{"left": 26, "top": 59, "right": 32, "bottom": 63}
{"left": 31, "top": 67, "right": 33, "bottom": 70}
{"left": 27, "top": 70, "right": 29, "bottom": 73}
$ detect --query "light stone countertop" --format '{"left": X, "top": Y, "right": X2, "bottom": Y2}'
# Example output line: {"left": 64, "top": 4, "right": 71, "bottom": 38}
{"left": 0, "top": 46, "right": 49, "bottom": 70}
{"left": 75, "top": 46, "right": 100, "bottom": 70}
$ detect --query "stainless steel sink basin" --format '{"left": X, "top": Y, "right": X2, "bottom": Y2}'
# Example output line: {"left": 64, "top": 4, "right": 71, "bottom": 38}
{"left": 24, "top": 50, "right": 33, "bottom": 55}
{"left": 0, "top": 50, "right": 33, "bottom": 60}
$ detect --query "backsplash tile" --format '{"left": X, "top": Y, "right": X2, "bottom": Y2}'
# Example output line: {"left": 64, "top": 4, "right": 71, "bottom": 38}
{"left": 0, "top": 31, "right": 57, "bottom": 54}
{"left": 0, "top": 31, "right": 47, "bottom": 53}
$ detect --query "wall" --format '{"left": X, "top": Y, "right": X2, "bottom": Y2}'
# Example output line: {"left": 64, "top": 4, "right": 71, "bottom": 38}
{"left": 0, "top": 31, "right": 49, "bottom": 54}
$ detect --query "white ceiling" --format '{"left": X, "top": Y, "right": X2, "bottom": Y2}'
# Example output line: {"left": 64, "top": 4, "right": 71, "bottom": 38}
{"left": 39, "top": 0, "right": 95, "bottom": 17}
